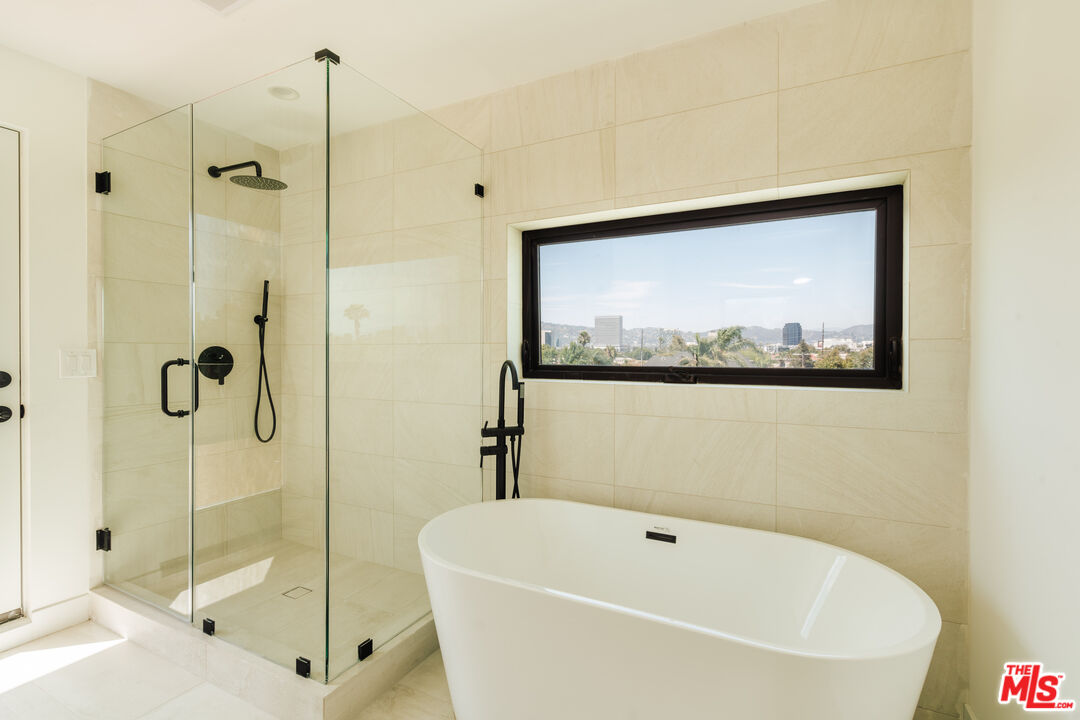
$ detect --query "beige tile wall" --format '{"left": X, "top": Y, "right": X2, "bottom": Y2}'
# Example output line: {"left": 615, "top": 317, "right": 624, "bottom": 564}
{"left": 432, "top": 1, "right": 972, "bottom": 717}
{"left": 277, "top": 109, "right": 484, "bottom": 575}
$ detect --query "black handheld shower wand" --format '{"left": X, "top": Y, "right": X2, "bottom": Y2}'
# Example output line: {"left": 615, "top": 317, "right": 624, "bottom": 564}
{"left": 254, "top": 280, "right": 276, "bottom": 443}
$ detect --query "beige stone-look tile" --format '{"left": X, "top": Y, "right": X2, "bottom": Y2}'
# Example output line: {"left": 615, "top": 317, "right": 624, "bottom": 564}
{"left": 779, "top": 0, "right": 972, "bottom": 89}
{"left": 330, "top": 502, "right": 376, "bottom": 561}
{"left": 616, "top": 19, "right": 777, "bottom": 123}
{"left": 329, "top": 345, "right": 394, "bottom": 400}
{"left": 777, "top": 507, "right": 968, "bottom": 623}
{"left": 89, "top": 79, "right": 167, "bottom": 141}
{"left": 482, "top": 278, "right": 506, "bottom": 342}
{"left": 519, "top": 408, "right": 614, "bottom": 485}
{"left": 778, "top": 425, "right": 967, "bottom": 527}
{"left": 329, "top": 396, "right": 394, "bottom": 456}
{"left": 392, "top": 344, "right": 483, "bottom": 406}
{"left": 330, "top": 285, "right": 393, "bottom": 345}
{"left": 615, "top": 94, "right": 777, "bottom": 197}
{"left": 613, "top": 174, "right": 778, "bottom": 211}
{"left": 394, "top": 158, "right": 482, "bottom": 230}
{"left": 393, "top": 402, "right": 479, "bottom": 468}
{"left": 392, "top": 282, "right": 482, "bottom": 345}
{"left": 226, "top": 237, "right": 282, "bottom": 294}
{"left": 282, "top": 493, "right": 320, "bottom": 546}
{"left": 331, "top": 122, "right": 394, "bottom": 185}
{"left": 393, "top": 220, "right": 482, "bottom": 287}
{"left": 330, "top": 176, "right": 394, "bottom": 237}
{"left": 283, "top": 443, "right": 321, "bottom": 499}
{"left": 776, "top": 340, "right": 968, "bottom": 434}
{"left": 614, "top": 383, "right": 776, "bottom": 423}
{"left": 778, "top": 148, "right": 971, "bottom": 247}
{"left": 524, "top": 380, "right": 614, "bottom": 414}
{"left": 103, "top": 459, "right": 189, "bottom": 532}
{"left": 393, "top": 515, "right": 427, "bottom": 573}
{"left": 354, "top": 683, "right": 453, "bottom": 720}
{"left": 140, "top": 682, "right": 279, "bottom": 720}
{"left": 513, "top": 61, "right": 615, "bottom": 145}
{"left": 779, "top": 53, "right": 971, "bottom": 173}
{"left": 909, "top": 244, "right": 970, "bottom": 340}
{"left": 919, "top": 621, "right": 967, "bottom": 717}
{"left": 283, "top": 242, "right": 315, "bottom": 295}
{"left": 225, "top": 185, "right": 280, "bottom": 241}
{"left": 103, "top": 404, "right": 187, "bottom": 472}
{"left": 487, "top": 129, "right": 615, "bottom": 214}
{"left": 428, "top": 94, "right": 493, "bottom": 151}
{"left": 913, "top": 709, "right": 957, "bottom": 720}
{"left": 614, "top": 486, "right": 775, "bottom": 531}
{"left": 329, "top": 232, "right": 395, "bottom": 292}
{"left": 614, "top": 415, "right": 776, "bottom": 503}
{"left": 103, "top": 342, "right": 190, "bottom": 408}
{"left": 519, "top": 474, "right": 614, "bottom": 506}
{"left": 103, "top": 278, "right": 189, "bottom": 343}
{"left": 103, "top": 213, "right": 189, "bottom": 286}
{"left": 397, "top": 650, "right": 451, "bottom": 703}
{"left": 394, "top": 459, "right": 481, "bottom": 520}
{"left": 329, "top": 450, "right": 393, "bottom": 511}
{"left": 281, "top": 191, "right": 315, "bottom": 246}
{"left": 102, "top": 149, "right": 189, "bottom": 227}
{"left": 394, "top": 112, "right": 478, "bottom": 173}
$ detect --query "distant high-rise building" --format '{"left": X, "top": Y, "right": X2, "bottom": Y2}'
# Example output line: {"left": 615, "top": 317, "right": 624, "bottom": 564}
{"left": 594, "top": 315, "right": 623, "bottom": 349}
{"left": 783, "top": 322, "right": 803, "bottom": 347}
{"left": 542, "top": 330, "right": 553, "bottom": 347}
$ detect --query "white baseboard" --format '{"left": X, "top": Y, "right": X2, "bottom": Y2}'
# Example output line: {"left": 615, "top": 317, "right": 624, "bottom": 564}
{"left": 0, "top": 594, "right": 90, "bottom": 652}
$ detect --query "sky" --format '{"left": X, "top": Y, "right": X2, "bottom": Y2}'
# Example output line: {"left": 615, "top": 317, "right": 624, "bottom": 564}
{"left": 539, "top": 209, "right": 877, "bottom": 332}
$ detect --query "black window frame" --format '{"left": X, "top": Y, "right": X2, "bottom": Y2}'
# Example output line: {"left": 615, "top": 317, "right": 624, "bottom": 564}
{"left": 521, "top": 185, "right": 903, "bottom": 389}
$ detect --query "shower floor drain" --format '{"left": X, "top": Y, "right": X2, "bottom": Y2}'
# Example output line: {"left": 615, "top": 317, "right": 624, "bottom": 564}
{"left": 283, "top": 586, "right": 312, "bottom": 599}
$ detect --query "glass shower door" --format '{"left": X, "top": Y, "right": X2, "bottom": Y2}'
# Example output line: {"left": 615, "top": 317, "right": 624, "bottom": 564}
{"left": 100, "top": 106, "right": 194, "bottom": 618}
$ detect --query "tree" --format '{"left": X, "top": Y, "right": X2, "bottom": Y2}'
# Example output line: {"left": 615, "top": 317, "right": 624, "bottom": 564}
{"left": 578, "top": 330, "right": 591, "bottom": 347}
{"left": 814, "top": 346, "right": 848, "bottom": 369}
{"left": 604, "top": 345, "right": 617, "bottom": 360}
{"left": 693, "top": 327, "right": 762, "bottom": 367}
{"left": 344, "top": 304, "right": 369, "bottom": 338}
{"left": 656, "top": 333, "right": 666, "bottom": 353}
{"left": 788, "top": 341, "right": 814, "bottom": 368}
{"left": 562, "top": 342, "right": 586, "bottom": 364}
{"left": 670, "top": 333, "right": 688, "bottom": 352}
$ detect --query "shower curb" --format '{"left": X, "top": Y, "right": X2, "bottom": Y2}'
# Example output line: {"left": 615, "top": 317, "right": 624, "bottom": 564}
{"left": 90, "top": 586, "right": 438, "bottom": 720}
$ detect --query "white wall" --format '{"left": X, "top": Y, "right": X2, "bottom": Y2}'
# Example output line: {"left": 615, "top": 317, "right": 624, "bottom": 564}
{"left": 0, "top": 44, "right": 90, "bottom": 649}
{"left": 970, "top": 1, "right": 1080, "bottom": 717}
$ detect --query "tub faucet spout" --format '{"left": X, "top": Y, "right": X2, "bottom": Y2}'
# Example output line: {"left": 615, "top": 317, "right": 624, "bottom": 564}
{"left": 481, "top": 360, "right": 525, "bottom": 499}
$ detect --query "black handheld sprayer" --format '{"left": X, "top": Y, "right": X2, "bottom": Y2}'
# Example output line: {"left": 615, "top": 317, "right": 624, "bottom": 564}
{"left": 254, "top": 280, "right": 276, "bottom": 443}
{"left": 480, "top": 360, "right": 525, "bottom": 499}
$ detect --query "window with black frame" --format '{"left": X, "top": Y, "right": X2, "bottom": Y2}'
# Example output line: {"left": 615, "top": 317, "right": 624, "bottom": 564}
{"left": 521, "top": 186, "right": 903, "bottom": 389}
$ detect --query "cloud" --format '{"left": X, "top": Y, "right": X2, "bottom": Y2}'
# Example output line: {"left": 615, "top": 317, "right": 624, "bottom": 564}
{"left": 793, "top": 277, "right": 813, "bottom": 285}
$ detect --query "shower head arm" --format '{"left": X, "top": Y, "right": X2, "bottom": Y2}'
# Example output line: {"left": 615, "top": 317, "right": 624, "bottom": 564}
{"left": 208, "top": 160, "right": 263, "bottom": 178}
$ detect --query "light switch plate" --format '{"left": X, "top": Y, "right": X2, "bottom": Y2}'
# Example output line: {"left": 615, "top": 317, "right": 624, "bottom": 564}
{"left": 59, "top": 349, "right": 97, "bottom": 378}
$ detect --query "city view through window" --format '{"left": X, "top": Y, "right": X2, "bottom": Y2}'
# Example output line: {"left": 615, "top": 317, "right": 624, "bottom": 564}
{"left": 537, "top": 210, "right": 878, "bottom": 371}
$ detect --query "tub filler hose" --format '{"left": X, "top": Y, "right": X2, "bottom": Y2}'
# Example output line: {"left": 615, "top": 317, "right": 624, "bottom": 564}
{"left": 254, "top": 280, "right": 276, "bottom": 443}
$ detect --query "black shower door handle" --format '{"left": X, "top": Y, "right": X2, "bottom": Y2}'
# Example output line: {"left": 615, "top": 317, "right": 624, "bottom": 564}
{"left": 160, "top": 358, "right": 199, "bottom": 418}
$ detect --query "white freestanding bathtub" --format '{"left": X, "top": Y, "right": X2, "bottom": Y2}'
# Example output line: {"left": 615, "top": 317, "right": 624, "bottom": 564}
{"left": 419, "top": 499, "right": 940, "bottom": 720}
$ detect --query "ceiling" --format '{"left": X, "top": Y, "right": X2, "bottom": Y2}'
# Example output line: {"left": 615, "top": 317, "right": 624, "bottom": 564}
{"left": 0, "top": 0, "right": 818, "bottom": 112}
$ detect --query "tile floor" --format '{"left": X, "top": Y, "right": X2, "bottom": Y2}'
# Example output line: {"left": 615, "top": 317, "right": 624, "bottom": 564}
{"left": 0, "top": 622, "right": 275, "bottom": 719}
{"left": 0, "top": 621, "right": 455, "bottom": 720}
{"left": 111, "top": 538, "right": 429, "bottom": 681}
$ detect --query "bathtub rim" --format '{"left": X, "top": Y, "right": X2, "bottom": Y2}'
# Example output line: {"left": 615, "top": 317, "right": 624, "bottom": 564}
{"left": 418, "top": 498, "right": 942, "bottom": 662}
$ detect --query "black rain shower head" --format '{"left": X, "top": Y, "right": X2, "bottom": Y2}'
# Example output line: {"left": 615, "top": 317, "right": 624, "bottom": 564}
{"left": 207, "top": 160, "right": 287, "bottom": 191}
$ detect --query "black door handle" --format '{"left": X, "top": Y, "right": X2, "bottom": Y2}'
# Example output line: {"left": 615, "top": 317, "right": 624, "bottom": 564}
{"left": 0, "top": 406, "right": 11, "bottom": 423}
{"left": 0, "top": 371, "right": 11, "bottom": 388}
{"left": 160, "top": 358, "right": 199, "bottom": 418}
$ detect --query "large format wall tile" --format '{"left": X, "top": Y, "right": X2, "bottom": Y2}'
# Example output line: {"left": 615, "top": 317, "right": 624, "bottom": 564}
{"left": 777, "top": 507, "right": 968, "bottom": 623}
{"left": 615, "top": 94, "right": 777, "bottom": 196}
{"left": 614, "top": 415, "right": 776, "bottom": 503}
{"left": 520, "top": 408, "right": 615, "bottom": 485}
{"left": 614, "top": 383, "right": 775, "bottom": 423}
{"left": 778, "top": 53, "right": 971, "bottom": 172}
{"left": 778, "top": 425, "right": 967, "bottom": 528}
{"left": 487, "top": 130, "right": 615, "bottom": 214}
{"left": 778, "top": 0, "right": 972, "bottom": 88}
{"left": 616, "top": 20, "right": 777, "bottom": 123}
{"left": 614, "top": 487, "right": 775, "bottom": 531}
{"left": 514, "top": 62, "right": 616, "bottom": 145}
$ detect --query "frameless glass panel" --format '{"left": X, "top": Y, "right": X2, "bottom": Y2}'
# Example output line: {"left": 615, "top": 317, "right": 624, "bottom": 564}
{"left": 325, "top": 61, "right": 483, "bottom": 680}
{"left": 101, "top": 105, "right": 193, "bottom": 618}
{"left": 191, "top": 58, "right": 329, "bottom": 680}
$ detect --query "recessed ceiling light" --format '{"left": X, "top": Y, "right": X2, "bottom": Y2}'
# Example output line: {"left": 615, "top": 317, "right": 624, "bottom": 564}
{"left": 268, "top": 86, "right": 300, "bottom": 101}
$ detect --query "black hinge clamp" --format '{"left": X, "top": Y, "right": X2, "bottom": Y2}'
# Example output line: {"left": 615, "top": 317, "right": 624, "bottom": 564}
{"left": 95, "top": 527, "right": 111, "bottom": 551}
{"left": 314, "top": 49, "right": 340, "bottom": 65}
{"left": 474, "top": 183, "right": 485, "bottom": 198}
{"left": 95, "top": 171, "right": 111, "bottom": 195}
{"left": 296, "top": 656, "right": 311, "bottom": 677}
{"left": 202, "top": 618, "right": 215, "bottom": 636}
{"left": 358, "top": 638, "right": 374, "bottom": 661}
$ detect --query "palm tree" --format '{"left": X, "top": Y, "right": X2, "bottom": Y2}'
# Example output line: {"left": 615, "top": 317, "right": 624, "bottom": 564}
{"left": 578, "top": 330, "right": 591, "bottom": 347}
{"left": 694, "top": 327, "right": 757, "bottom": 367}
{"left": 669, "top": 333, "right": 688, "bottom": 352}
{"left": 344, "top": 304, "right": 369, "bottom": 338}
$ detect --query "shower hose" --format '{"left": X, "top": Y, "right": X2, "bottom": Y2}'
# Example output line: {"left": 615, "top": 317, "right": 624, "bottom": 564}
{"left": 254, "top": 311, "right": 276, "bottom": 443}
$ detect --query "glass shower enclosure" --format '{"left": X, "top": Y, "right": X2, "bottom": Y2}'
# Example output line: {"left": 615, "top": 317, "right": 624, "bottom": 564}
{"left": 100, "top": 53, "right": 483, "bottom": 682}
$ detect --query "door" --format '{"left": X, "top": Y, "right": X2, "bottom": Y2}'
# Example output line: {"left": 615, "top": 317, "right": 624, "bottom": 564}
{"left": 100, "top": 106, "right": 194, "bottom": 617}
{"left": 0, "top": 125, "right": 21, "bottom": 618}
